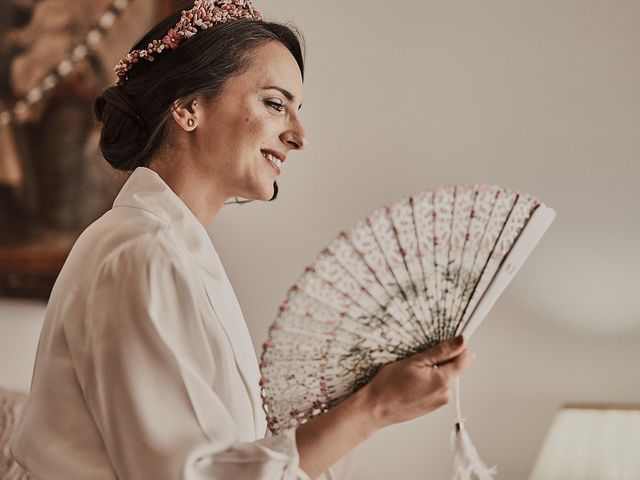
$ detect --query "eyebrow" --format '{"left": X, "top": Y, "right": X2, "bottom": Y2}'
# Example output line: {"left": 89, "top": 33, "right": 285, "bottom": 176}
{"left": 262, "top": 85, "right": 302, "bottom": 110}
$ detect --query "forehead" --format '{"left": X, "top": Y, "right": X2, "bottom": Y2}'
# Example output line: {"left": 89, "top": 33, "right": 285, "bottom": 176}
{"left": 231, "top": 41, "right": 303, "bottom": 104}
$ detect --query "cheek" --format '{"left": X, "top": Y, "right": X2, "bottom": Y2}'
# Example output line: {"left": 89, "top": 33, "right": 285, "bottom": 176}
{"left": 242, "top": 117, "right": 272, "bottom": 149}
{"left": 245, "top": 114, "right": 267, "bottom": 133}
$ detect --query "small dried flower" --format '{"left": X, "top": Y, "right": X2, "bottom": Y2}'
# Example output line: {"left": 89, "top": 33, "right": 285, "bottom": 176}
{"left": 162, "top": 28, "right": 182, "bottom": 49}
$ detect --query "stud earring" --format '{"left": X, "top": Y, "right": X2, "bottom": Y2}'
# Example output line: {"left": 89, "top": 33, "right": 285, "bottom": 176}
{"left": 187, "top": 118, "right": 195, "bottom": 128}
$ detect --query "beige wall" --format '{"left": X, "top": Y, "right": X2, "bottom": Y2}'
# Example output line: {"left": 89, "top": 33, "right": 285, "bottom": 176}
{"left": 0, "top": 300, "right": 45, "bottom": 392}
{"left": 2, "top": 0, "right": 639, "bottom": 479}
{"left": 210, "top": 0, "right": 640, "bottom": 478}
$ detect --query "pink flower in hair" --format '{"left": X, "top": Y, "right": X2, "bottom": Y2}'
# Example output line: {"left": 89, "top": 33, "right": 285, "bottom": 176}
{"left": 162, "top": 28, "right": 182, "bottom": 49}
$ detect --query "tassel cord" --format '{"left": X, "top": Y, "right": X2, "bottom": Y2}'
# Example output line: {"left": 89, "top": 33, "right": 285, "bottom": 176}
{"left": 450, "top": 378, "right": 497, "bottom": 480}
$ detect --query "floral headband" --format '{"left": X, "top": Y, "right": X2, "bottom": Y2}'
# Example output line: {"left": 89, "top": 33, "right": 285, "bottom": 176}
{"left": 114, "top": 0, "right": 262, "bottom": 86}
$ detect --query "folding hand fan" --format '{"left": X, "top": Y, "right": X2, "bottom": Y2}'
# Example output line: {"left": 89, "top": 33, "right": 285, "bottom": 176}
{"left": 260, "top": 184, "right": 556, "bottom": 479}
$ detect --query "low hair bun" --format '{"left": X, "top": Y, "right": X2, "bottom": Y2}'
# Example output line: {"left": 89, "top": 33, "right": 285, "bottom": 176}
{"left": 94, "top": 87, "right": 148, "bottom": 171}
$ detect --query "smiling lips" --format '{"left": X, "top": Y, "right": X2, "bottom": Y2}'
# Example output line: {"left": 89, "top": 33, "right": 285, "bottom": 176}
{"left": 261, "top": 150, "right": 284, "bottom": 175}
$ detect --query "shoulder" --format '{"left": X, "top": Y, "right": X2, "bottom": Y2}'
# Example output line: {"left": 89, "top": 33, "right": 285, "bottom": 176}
{"left": 75, "top": 220, "right": 203, "bottom": 338}
{"left": 91, "top": 226, "right": 193, "bottom": 297}
{"left": 76, "top": 207, "right": 176, "bottom": 261}
{"left": 53, "top": 207, "right": 195, "bottom": 305}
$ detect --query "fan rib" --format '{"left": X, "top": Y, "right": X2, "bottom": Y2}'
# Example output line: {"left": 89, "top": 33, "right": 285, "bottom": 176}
{"left": 444, "top": 186, "right": 480, "bottom": 337}
{"left": 310, "top": 253, "right": 418, "bottom": 351}
{"left": 326, "top": 240, "right": 420, "bottom": 346}
{"left": 449, "top": 186, "right": 504, "bottom": 330}
{"left": 411, "top": 191, "right": 440, "bottom": 337}
{"left": 305, "top": 270, "right": 417, "bottom": 354}
{"left": 366, "top": 208, "right": 430, "bottom": 343}
{"left": 390, "top": 196, "right": 436, "bottom": 339}
{"left": 457, "top": 194, "right": 539, "bottom": 334}
{"left": 455, "top": 191, "right": 521, "bottom": 333}
{"left": 342, "top": 228, "right": 426, "bottom": 343}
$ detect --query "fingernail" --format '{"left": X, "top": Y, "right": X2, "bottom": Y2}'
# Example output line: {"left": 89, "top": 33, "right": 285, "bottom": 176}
{"left": 453, "top": 335, "right": 464, "bottom": 346}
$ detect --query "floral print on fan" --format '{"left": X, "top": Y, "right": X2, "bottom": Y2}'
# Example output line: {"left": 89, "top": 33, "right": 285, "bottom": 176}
{"left": 260, "top": 184, "right": 545, "bottom": 434}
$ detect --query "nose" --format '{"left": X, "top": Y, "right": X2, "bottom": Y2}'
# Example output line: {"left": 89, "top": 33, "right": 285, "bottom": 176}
{"left": 280, "top": 118, "right": 307, "bottom": 151}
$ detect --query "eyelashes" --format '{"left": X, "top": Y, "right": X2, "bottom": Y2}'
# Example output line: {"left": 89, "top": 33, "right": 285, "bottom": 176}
{"left": 264, "top": 99, "right": 286, "bottom": 113}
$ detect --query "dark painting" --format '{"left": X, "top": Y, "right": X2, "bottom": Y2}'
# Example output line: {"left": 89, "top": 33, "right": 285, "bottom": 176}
{"left": 0, "top": 0, "right": 168, "bottom": 299}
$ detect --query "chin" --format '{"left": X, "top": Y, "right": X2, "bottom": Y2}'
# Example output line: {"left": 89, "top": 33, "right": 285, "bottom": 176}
{"left": 243, "top": 182, "right": 275, "bottom": 202}
{"left": 258, "top": 178, "right": 278, "bottom": 201}
{"left": 260, "top": 183, "right": 276, "bottom": 201}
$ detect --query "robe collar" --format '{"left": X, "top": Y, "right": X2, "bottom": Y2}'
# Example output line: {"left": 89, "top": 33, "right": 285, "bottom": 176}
{"left": 113, "top": 167, "right": 219, "bottom": 278}
{"left": 112, "top": 167, "right": 266, "bottom": 436}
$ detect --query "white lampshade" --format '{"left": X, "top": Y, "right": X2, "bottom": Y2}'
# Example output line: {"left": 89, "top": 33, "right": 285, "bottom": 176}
{"left": 530, "top": 403, "right": 640, "bottom": 480}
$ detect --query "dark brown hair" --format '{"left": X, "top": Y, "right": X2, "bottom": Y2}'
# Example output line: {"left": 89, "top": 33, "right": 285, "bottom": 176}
{"left": 94, "top": 11, "right": 304, "bottom": 172}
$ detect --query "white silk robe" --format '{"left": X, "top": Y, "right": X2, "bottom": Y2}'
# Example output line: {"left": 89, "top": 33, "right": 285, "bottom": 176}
{"left": 11, "top": 167, "right": 312, "bottom": 480}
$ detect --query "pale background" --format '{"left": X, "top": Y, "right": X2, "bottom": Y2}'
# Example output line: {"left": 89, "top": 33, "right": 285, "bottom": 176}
{"left": 2, "top": 0, "right": 639, "bottom": 478}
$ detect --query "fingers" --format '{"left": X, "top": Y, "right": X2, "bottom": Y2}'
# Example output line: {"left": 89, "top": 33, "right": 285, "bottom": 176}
{"left": 413, "top": 335, "right": 466, "bottom": 366}
{"left": 437, "top": 348, "right": 475, "bottom": 377}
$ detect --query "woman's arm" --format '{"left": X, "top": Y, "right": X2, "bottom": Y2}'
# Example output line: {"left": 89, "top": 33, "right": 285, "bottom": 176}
{"left": 296, "top": 336, "right": 474, "bottom": 479}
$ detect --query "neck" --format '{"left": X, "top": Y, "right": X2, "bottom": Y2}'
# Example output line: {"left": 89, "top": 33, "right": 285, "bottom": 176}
{"left": 148, "top": 155, "right": 227, "bottom": 228}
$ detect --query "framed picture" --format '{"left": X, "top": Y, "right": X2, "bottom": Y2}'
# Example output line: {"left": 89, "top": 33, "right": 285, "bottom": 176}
{"left": 0, "top": 85, "right": 124, "bottom": 299}
{"left": 0, "top": 0, "right": 162, "bottom": 299}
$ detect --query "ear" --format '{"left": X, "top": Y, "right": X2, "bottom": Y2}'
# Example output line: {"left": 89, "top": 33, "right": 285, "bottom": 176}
{"left": 171, "top": 98, "right": 199, "bottom": 131}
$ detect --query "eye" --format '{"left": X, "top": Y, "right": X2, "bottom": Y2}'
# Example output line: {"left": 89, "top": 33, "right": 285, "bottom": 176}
{"left": 264, "top": 99, "right": 286, "bottom": 113}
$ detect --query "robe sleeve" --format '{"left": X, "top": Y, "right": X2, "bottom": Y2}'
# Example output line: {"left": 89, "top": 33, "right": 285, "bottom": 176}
{"left": 68, "top": 233, "right": 311, "bottom": 480}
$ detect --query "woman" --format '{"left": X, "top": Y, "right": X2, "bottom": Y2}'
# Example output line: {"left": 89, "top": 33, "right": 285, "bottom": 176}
{"left": 11, "top": 2, "right": 474, "bottom": 479}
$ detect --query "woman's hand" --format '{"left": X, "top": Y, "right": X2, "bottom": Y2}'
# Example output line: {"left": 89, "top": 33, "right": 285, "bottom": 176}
{"left": 358, "top": 335, "right": 475, "bottom": 429}
{"left": 296, "top": 335, "right": 474, "bottom": 478}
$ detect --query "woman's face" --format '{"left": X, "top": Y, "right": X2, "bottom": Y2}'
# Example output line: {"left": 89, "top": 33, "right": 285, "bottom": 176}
{"left": 192, "top": 40, "right": 306, "bottom": 201}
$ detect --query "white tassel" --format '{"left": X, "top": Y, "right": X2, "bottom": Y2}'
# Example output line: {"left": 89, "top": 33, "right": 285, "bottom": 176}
{"left": 450, "top": 378, "right": 497, "bottom": 480}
